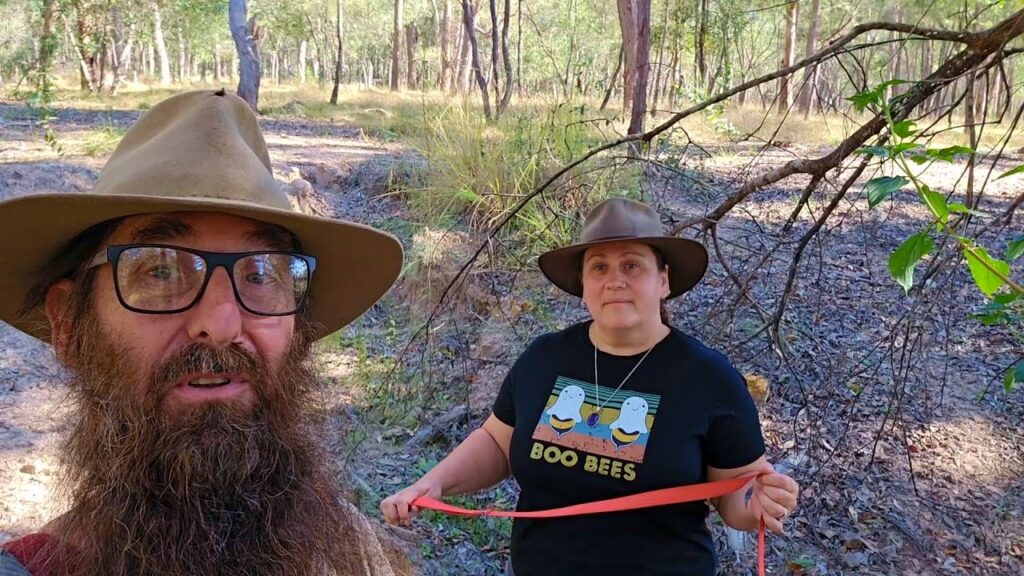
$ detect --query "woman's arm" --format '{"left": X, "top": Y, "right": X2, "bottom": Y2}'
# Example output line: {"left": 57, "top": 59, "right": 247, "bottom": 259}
{"left": 708, "top": 455, "right": 799, "bottom": 533}
{"left": 380, "top": 414, "right": 513, "bottom": 524}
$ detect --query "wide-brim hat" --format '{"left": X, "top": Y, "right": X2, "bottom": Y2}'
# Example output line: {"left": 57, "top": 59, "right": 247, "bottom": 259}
{"left": 538, "top": 198, "right": 707, "bottom": 299}
{"left": 0, "top": 89, "right": 403, "bottom": 342}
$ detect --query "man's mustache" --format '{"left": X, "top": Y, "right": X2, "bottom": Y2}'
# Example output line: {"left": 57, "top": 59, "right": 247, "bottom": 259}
{"left": 149, "top": 343, "right": 268, "bottom": 393}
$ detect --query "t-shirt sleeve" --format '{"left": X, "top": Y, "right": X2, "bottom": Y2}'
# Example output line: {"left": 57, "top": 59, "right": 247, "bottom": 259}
{"left": 492, "top": 368, "right": 516, "bottom": 427}
{"left": 705, "top": 364, "right": 766, "bottom": 469}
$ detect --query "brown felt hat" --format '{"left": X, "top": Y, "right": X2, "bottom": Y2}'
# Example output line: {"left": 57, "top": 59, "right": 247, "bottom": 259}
{"left": 538, "top": 198, "right": 707, "bottom": 299}
{"left": 0, "top": 89, "right": 403, "bottom": 342}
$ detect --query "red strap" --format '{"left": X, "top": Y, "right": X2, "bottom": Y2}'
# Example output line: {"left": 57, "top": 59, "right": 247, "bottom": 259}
{"left": 412, "top": 475, "right": 766, "bottom": 576}
{"left": 1, "top": 533, "right": 62, "bottom": 576}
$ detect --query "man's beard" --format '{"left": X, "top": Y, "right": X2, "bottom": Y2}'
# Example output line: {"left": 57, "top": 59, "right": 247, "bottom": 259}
{"left": 52, "top": 314, "right": 363, "bottom": 576}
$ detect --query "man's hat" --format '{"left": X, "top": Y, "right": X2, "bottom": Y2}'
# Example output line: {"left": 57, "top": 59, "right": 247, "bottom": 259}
{"left": 0, "top": 89, "right": 403, "bottom": 342}
{"left": 537, "top": 198, "right": 708, "bottom": 299}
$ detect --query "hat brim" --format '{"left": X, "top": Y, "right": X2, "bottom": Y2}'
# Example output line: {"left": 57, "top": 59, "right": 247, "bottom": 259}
{"left": 537, "top": 236, "right": 708, "bottom": 299}
{"left": 0, "top": 193, "right": 403, "bottom": 342}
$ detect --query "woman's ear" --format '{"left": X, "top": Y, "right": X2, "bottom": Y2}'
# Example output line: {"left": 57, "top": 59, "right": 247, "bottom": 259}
{"left": 660, "top": 265, "right": 671, "bottom": 299}
{"left": 45, "top": 279, "right": 76, "bottom": 368}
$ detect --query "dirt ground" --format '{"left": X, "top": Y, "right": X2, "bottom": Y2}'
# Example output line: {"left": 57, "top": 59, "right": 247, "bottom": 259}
{"left": 1, "top": 99, "right": 1022, "bottom": 576}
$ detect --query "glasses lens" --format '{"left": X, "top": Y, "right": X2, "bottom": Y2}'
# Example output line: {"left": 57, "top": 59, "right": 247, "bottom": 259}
{"left": 116, "top": 247, "right": 205, "bottom": 311}
{"left": 233, "top": 253, "right": 310, "bottom": 314}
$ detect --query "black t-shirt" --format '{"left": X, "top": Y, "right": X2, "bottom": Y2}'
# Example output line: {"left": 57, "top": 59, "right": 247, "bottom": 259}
{"left": 493, "top": 321, "right": 765, "bottom": 575}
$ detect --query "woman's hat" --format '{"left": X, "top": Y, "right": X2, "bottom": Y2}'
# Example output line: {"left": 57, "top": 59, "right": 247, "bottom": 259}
{"left": 538, "top": 198, "right": 707, "bottom": 299}
{"left": 0, "top": 89, "right": 403, "bottom": 342}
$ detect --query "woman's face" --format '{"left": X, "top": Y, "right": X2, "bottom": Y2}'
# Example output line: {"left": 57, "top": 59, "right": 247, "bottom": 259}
{"left": 581, "top": 241, "right": 669, "bottom": 333}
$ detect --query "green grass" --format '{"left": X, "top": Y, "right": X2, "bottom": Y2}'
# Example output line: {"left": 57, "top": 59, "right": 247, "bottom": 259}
{"left": 80, "top": 122, "right": 125, "bottom": 157}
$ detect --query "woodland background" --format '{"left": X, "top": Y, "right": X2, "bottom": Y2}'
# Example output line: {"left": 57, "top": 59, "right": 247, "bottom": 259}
{"left": 0, "top": 0, "right": 1022, "bottom": 574}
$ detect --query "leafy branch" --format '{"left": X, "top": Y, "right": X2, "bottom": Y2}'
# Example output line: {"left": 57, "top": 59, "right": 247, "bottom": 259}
{"left": 852, "top": 80, "right": 1023, "bottom": 392}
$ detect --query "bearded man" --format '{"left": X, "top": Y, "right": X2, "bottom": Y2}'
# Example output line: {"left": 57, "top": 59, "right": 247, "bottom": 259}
{"left": 0, "top": 90, "right": 408, "bottom": 576}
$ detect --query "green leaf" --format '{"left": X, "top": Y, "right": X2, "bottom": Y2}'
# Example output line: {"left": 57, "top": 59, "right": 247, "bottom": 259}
{"left": 865, "top": 176, "right": 909, "bottom": 208}
{"left": 889, "top": 232, "right": 934, "bottom": 293}
{"left": 996, "top": 164, "right": 1024, "bottom": 180}
{"left": 1007, "top": 234, "right": 1024, "bottom": 261}
{"left": 927, "top": 146, "right": 973, "bottom": 163}
{"left": 1005, "top": 361, "right": 1024, "bottom": 393}
{"left": 948, "top": 203, "right": 988, "bottom": 217}
{"left": 855, "top": 145, "right": 889, "bottom": 158}
{"left": 994, "top": 292, "right": 1019, "bottom": 305}
{"left": 909, "top": 154, "right": 930, "bottom": 165}
{"left": 877, "top": 79, "right": 909, "bottom": 92}
{"left": 892, "top": 120, "right": 917, "bottom": 138}
{"left": 920, "top": 185, "right": 949, "bottom": 224}
{"left": 890, "top": 142, "right": 920, "bottom": 155}
{"left": 970, "top": 301, "right": 1009, "bottom": 325}
{"left": 847, "top": 90, "right": 880, "bottom": 112}
{"left": 964, "top": 245, "right": 1010, "bottom": 296}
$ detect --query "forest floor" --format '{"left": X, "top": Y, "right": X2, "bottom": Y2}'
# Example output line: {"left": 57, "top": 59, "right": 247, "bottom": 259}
{"left": 0, "top": 93, "right": 1022, "bottom": 576}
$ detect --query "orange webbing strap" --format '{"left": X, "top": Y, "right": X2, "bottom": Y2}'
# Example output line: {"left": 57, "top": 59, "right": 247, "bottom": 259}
{"left": 412, "top": 475, "right": 767, "bottom": 576}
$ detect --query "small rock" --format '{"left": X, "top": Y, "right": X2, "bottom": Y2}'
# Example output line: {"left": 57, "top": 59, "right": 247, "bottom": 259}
{"left": 19, "top": 464, "right": 36, "bottom": 475}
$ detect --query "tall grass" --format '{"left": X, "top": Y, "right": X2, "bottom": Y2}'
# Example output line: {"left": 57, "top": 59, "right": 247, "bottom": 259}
{"left": 402, "top": 99, "right": 641, "bottom": 254}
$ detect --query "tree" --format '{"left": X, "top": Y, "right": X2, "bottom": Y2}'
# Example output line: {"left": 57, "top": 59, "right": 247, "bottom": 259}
{"left": 797, "top": 0, "right": 820, "bottom": 115}
{"left": 390, "top": 0, "right": 403, "bottom": 90}
{"left": 616, "top": 0, "right": 637, "bottom": 111}
{"left": 229, "top": 0, "right": 261, "bottom": 110}
{"left": 330, "top": 0, "right": 344, "bottom": 104}
{"left": 778, "top": 0, "right": 798, "bottom": 113}
{"left": 617, "top": 0, "right": 651, "bottom": 134}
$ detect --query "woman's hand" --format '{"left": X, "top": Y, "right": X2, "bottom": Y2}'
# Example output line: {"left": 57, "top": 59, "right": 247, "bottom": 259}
{"left": 748, "top": 472, "right": 799, "bottom": 534}
{"left": 380, "top": 479, "right": 443, "bottom": 525}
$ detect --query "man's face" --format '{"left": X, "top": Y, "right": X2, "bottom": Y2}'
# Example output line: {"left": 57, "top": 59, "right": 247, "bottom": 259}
{"left": 38, "top": 212, "right": 364, "bottom": 575}
{"left": 53, "top": 211, "right": 297, "bottom": 417}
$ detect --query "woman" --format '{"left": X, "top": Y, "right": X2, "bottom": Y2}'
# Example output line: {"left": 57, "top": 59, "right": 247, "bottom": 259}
{"left": 381, "top": 198, "right": 799, "bottom": 575}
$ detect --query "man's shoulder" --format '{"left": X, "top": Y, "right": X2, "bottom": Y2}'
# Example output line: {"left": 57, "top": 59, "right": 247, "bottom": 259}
{"left": 1, "top": 533, "right": 61, "bottom": 576}
{"left": 0, "top": 552, "right": 31, "bottom": 576}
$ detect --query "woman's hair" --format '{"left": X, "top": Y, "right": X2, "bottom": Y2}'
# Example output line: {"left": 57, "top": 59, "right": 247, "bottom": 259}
{"left": 653, "top": 249, "right": 671, "bottom": 327}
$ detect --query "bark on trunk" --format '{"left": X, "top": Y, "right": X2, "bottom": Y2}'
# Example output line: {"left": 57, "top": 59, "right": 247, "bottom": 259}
{"left": 330, "top": 0, "right": 344, "bottom": 104}
{"left": 461, "top": 0, "right": 492, "bottom": 119}
{"left": 441, "top": 0, "right": 453, "bottom": 90}
{"left": 797, "top": 0, "right": 821, "bottom": 116}
{"left": 390, "top": 0, "right": 404, "bottom": 90}
{"left": 617, "top": 0, "right": 638, "bottom": 112}
{"left": 777, "top": 0, "right": 798, "bottom": 113}
{"left": 627, "top": 0, "right": 651, "bottom": 136}
{"left": 229, "top": 0, "right": 261, "bottom": 111}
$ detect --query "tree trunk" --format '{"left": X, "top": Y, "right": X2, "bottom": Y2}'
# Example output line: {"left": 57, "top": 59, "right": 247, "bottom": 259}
{"left": 489, "top": 0, "right": 500, "bottom": 106}
{"left": 617, "top": 0, "right": 638, "bottom": 111}
{"left": 229, "top": 0, "right": 261, "bottom": 111}
{"left": 797, "top": 0, "right": 820, "bottom": 116}
{"left": 777, "top": 0, "right": 798, "bottom": 113}
{"left": 330, "top": 0, "right": 344, "bottom": 103}
{"left": 499, "top": 0, "right": 513, "bottom": 113}
{"left": 405, "top": 24, "right": 418, "bottom": 88}
{"left": 627, "top": 0, "right": 650, "bottom": 136}
{"left": 440, "top": 0, "right": 453, "bottom": 90}
{"left": 456, "top": 11, "right": 473, "bottom": 93}
{"left": 516, "top": 0, "right": 523, "bottom": 95}
{"left": 176, "top": 29, "right": 186, "bottom": 83}
{"left": 461, "top": 0, "right": 492, "bottom": 119}
{"left": 390, "top": 0, "right": 404, "bottom": 90}
{"left": 650, "top": 0, "right": 670, "bottom": 116}
{"left": 695, "top": 0, "right": 707, "bottom": 90}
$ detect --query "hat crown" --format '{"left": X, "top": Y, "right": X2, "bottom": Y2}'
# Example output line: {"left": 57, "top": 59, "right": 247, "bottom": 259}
{"left": 93, "top": 89, "right": 290, "bottom": 210}
{"left": 579, "top": 198, "right": 663, "bottom": 243}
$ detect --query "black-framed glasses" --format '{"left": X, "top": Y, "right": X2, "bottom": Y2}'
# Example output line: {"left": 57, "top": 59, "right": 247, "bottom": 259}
{"left": 88, "top": 244, "right": 317, "bottom": 316}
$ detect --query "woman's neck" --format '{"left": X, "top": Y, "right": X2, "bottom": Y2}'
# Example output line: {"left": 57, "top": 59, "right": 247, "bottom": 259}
{"left": 589, "top": 321, "right": 670, "bottom": 356}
